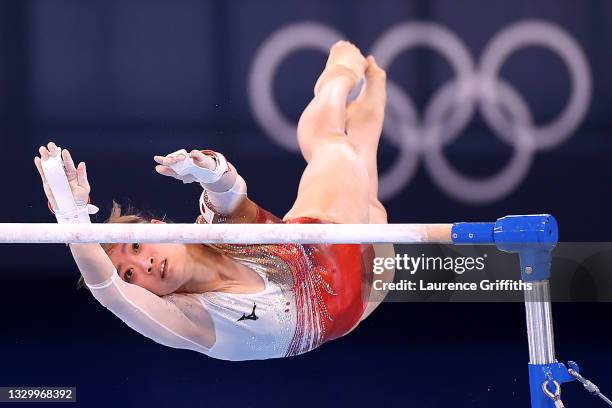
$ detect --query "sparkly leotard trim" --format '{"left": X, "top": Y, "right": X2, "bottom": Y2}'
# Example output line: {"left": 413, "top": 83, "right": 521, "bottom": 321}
{"left": 204, "top": 242, "right": 337, "bottom": 358}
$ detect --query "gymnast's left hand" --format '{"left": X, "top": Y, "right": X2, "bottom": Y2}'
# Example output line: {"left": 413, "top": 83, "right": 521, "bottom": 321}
{"left": 34, "top": 142, "right": 91, "bottom": 209}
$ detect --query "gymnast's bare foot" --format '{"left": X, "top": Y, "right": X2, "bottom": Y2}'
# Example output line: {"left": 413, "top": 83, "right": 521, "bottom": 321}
{"left": 314, "top": 41, "right": 367, "bottom": 96}
{"left": 346, "top": 56, "right": 387, "bottom": 151}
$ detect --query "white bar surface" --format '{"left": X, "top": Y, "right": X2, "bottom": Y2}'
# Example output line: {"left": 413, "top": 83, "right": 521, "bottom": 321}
{"left": 0, "top": 223, "right": 449, "bottom": 244}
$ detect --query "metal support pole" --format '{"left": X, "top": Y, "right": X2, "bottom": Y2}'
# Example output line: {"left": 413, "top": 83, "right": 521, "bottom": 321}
{"left": 524, "top": 280, "right": 575, "bottom": 408}
{"left": 525, "top": 281, "right": 555, "bottom": 365}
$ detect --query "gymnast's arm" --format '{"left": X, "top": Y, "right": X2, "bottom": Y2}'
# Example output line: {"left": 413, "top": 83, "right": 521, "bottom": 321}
{"left": 34, "top": 143, "right": 214, "bottom": 353}
{"left": 69, "top": 246, "right": 215, "bottom": 353}
{"left": 154, "top": 149, "right": 281, "bottom": 224}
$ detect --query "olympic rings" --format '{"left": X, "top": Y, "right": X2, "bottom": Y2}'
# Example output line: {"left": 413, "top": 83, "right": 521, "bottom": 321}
{"left": 248, "top": 20, "right": 591, "bottom": 204}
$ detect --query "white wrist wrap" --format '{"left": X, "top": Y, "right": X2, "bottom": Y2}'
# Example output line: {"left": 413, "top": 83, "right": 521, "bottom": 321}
{"left": 40, "top": 146, "right": 99, "bottom": 224}
{"left": 167, "top": 149, "right": 229, "bottom": 184}
{"left": 86, "top": 271, "right": 119, "bottom": 290}
{"left": 199, "top": 174, "right": 247, "bottom": 223}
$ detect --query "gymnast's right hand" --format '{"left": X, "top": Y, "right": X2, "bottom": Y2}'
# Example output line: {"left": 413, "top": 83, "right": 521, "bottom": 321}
{"left": 153, "top": 149, "right": 217, "bottom": 183}
{"left": 154, "top": 149, "right": 237, "bottom": 192}
{"left": 34, "top": 142, "right": 91, "bottom": 210}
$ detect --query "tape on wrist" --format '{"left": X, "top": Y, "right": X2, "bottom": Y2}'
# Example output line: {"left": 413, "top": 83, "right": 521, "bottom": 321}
{"left": 55, "top": 205, "right": 98, "bottom": 224}
{"left": 199, "top": 174, "right": 247, "bottom": 223}
{"left": 167, "top": 149, "right": 228, "bottom": 184}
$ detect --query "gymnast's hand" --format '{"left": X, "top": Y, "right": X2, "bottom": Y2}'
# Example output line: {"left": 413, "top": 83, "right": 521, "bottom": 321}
{"left": 154, "top": 149, "right": 238, "bottom": 193}
{"left": 153, "top": 149, "right": 216, "bottom": 182}
{"left": 34, "top": 142, "right": 91, "bottom": 210}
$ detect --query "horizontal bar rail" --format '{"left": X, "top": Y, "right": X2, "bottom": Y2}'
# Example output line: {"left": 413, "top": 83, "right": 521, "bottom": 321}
{"left": 0, "top": 223, "right": 452, "bottom": 244}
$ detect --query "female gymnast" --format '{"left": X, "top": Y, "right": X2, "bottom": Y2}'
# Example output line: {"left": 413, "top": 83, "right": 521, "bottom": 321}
{"left": 34, "top": 42, "right": 396, "bottom": 361}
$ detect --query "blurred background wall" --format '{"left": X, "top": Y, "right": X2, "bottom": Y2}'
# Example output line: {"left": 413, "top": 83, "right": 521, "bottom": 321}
{"left": 0, "top": 1, "right": 610, "bottom": 407}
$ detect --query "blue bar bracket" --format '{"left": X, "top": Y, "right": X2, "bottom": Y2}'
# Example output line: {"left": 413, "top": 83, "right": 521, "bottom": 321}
{"left": 452, "top": 214, "right": 559, "bottom": 281}
{"left": 529, "top": 361, "right": 578, "bottom": 407}
{"left": 451, "top": 221, "right": 494, "bottom": 244}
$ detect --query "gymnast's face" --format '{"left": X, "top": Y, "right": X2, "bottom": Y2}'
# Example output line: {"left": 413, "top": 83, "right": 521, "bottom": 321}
{"left": 107, "top": 221, "right": 189, "bottom": 296}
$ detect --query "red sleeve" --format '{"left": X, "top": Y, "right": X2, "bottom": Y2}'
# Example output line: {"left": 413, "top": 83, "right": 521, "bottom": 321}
{"left": 254, "top": 206, "right": 282, "bottom": 224}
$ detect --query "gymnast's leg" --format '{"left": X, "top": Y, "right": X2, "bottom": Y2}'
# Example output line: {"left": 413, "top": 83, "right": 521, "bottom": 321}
{"left": 284, "top": 41, "right": 370, "bottom": 224}
{"left": 344, "top": 56, "right": 395, "bottom": 322}
{"left": 346, "top": 56, "right": 388, "bottom": 224}
{"left": 295, "top": 41, "right": 367, "bottom": 163}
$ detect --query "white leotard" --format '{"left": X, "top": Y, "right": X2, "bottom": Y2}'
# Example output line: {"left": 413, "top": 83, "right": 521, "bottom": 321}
{"left": 195, "top": 260, "right": 297, "bottom": 360}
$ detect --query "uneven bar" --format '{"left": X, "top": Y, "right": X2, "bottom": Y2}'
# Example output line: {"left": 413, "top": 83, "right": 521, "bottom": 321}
{"left": 0, "top": 223, "right": 453, "bottom": 244}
